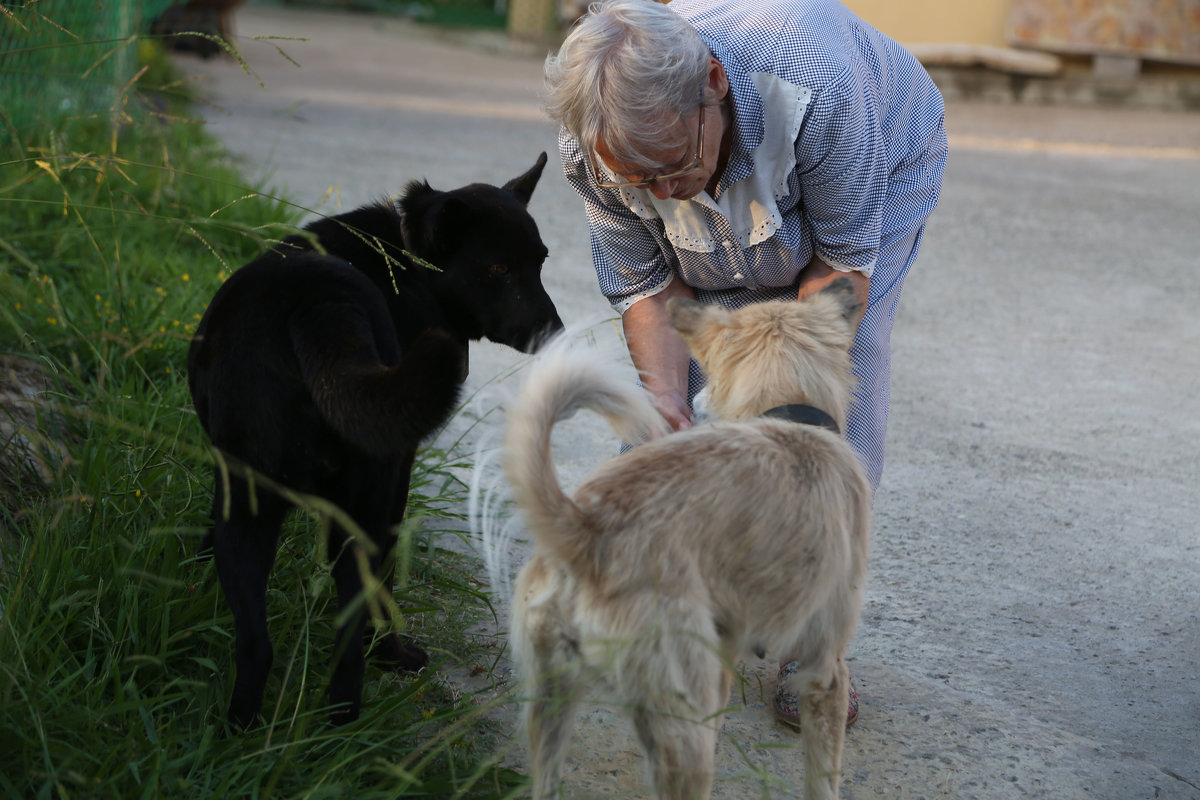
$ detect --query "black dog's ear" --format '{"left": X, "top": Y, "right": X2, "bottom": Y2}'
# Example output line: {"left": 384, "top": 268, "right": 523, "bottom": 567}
{"left": 502, "top": 152, "right": 548, "bottom": 206}
{"left": 400, "top": 178, "right": 434, "bottom": 208}
{"left": 820, "top": 276, "right": 864, "bottom": 323}
{"left": 398, "top": 179, "right": 434, "bottom": 230}
{"left": 399, "top": 179, "right": 444, "bottom": 256}
{"left": 401, "top": 185, "right": 472, "bottom": 260}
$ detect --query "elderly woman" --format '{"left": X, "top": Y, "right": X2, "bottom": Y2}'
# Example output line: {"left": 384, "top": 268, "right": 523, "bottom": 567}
{"left": 543, "top": 0, "right": 947, "bottom": 729}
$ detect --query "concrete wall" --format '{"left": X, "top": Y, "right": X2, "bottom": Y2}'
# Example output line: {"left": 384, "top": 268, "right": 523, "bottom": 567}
{"left": 511, "top": 0, "right": 1015, "bottom": 47}
{"left": 841, "top": 0, "right": 1011, "bottom": 47}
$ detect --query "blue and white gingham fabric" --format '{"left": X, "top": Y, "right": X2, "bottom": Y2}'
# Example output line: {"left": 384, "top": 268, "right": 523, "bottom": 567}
{"left": 559, "top": 0, "right": 948, "bottom": 491}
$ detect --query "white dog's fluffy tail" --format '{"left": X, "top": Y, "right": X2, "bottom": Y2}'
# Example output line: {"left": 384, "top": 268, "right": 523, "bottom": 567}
{"left": 503, "top": 336, "right": 669, "bottom": 568}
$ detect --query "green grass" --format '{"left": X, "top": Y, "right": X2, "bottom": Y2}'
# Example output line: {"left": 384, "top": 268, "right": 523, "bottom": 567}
{"left": 0, "top": 36, "right": 523, "bottom": 800}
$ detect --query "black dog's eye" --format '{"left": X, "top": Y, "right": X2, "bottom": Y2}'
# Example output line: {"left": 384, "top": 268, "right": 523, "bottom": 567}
{"left": 490, "top": 264, "right": 510, "bottom": 276}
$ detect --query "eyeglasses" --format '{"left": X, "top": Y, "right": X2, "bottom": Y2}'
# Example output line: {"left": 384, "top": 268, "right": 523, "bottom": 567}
{"left": 591, "top": 104, "right": 705, "bottom": 190}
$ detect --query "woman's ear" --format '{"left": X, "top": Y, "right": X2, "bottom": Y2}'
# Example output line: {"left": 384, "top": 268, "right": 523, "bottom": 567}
{"left": 704, "top": 58, "right": 729, "bottom": 104}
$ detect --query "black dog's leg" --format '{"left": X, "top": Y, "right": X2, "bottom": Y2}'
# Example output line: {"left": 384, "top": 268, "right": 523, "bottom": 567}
{"left": 212, "top": 478, "right": 287, "bottom": 730}
{"left": 199, "top": 514, "right": 215, "bottom": 558}
{"left": 328, "top": 526, "right": 371, "bottom": 724}
{"left": 198, "top": 489, "right": 223, "bottom": 557}
{"left": 368, "top": 449, "right": 429, "bottom": 672}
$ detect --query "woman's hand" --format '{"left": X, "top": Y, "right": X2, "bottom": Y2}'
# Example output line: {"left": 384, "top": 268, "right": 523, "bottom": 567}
{"left": 621, "top": 278, "right": 698, "bottom": 431}
{"left": 798, "top": 255, "right": 869, "bottom": 329}
{"left": 649, "top": 389, "right": 694, "bottom": 432}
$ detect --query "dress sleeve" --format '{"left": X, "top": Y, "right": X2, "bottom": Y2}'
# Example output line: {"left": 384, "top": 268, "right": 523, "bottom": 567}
{"left": 794, "top": 66, "right": 886, "bottom": 277}
{"left": 559, "top": 130, "right": 676, "bottom": 313}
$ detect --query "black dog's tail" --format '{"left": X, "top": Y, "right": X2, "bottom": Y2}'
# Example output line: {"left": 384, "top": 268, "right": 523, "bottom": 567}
{"left": 503, "top": 336, "right": 669, "bottom": 570}
{"left": 290, "top": 314, "right": 465, "bottom": 457}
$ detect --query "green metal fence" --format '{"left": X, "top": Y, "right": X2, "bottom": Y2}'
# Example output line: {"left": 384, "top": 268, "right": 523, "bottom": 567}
{"left": 1, "top": 0, "right": 176, "bottom": 135}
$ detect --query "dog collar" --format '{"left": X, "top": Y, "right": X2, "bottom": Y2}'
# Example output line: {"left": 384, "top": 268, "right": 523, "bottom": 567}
{"left": 761, "top": 404, "right": 840, "bottom": 435}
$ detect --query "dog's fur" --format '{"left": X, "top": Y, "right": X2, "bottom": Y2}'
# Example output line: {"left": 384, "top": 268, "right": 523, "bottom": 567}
{"left": 188, "top": 154, "right": 562, "bottom": 730}
{"left": 503, "top": 279, "right": 871, "bottom": 800}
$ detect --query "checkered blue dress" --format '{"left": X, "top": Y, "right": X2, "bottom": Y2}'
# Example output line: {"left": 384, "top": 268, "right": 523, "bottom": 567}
{"left": 559, "top": 0, "right": 948, "bottom": 491}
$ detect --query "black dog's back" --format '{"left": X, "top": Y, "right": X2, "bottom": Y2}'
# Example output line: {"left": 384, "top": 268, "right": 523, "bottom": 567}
{"left": 189, "top": 251, "right": 462, "bottom": 479}
{"left": 188, "top": 154, "right": 561, "bottom": 729}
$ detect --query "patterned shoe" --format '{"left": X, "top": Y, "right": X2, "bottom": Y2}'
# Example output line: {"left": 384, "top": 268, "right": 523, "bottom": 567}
{"left": 772, "top": 660, "right": 859, "bottom": 730}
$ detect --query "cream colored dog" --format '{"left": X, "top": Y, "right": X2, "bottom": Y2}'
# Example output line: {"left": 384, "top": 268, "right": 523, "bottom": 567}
{"left": 503, "top": 278, "right": 872, "bottom": 800}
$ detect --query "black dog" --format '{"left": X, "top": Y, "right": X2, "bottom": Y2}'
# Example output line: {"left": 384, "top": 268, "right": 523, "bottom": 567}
{"left": 187, "top": 154, "right": 561, "bottom": 729}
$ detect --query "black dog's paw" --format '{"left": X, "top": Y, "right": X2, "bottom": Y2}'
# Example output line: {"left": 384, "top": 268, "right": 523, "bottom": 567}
{"left": 372, "top": 633, "right": 430, "bottom": 672}
{"left": 222, "top": 703, "right": 261, "bottom": 735}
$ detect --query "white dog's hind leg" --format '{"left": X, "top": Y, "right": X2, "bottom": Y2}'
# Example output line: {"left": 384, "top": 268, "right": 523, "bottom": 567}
{"left": 632, "top": 704, "right": 719, "bottom": 800}
{"left": 628, "top": 644, "right": 727, "bottom": 800}
{"left": 788, "top": 653, "right": 849, "bottom": 800}
{"left": 512, "top": 563, "right": 582, "bottom": 799}
{"left": 518, "top": 623, "right": 582, "bottom": 799}
{"left": 524, "top": 675, "right": 579, "bottom": 800}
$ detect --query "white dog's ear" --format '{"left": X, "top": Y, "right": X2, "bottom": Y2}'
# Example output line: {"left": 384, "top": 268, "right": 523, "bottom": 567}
{"left": 667, "top": 297, "right": 710, "bottom": 338}
{"left": 820, "top": 276, "right": 863, "bottom": 323}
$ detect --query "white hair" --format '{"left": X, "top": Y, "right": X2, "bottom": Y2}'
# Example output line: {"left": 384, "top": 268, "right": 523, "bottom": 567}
{"left": 542, "top": 0, "right": 713, "bottom": 169}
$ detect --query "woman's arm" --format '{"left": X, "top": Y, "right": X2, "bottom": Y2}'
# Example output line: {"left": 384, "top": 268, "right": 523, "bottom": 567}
{"left": 621, "top": 277, "right": 698, "bottom": 431}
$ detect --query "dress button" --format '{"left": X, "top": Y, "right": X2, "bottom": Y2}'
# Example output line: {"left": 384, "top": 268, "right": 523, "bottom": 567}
{"left": 733, "top": 272, "right": 744, "bottom": 280}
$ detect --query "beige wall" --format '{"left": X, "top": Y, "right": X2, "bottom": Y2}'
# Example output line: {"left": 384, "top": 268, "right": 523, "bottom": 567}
{"left": 841, "top": 0, "right": 1011, "bottom": 47}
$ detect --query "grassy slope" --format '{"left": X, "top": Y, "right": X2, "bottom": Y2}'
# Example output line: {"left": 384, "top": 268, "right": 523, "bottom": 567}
{"left": 0, "top": 39, "right": 519, "bottom": 800}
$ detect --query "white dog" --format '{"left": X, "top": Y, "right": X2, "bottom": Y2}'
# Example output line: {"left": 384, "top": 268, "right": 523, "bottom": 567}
{"left": 504, "top": 279, "right": 871, "bottom": 800}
